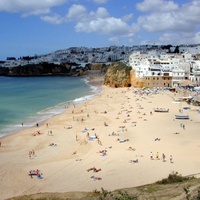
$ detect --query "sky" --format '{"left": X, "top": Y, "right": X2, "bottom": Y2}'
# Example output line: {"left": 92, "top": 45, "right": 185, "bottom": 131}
{"left": 0, "top": 0, "right": 200, "bottom": 60}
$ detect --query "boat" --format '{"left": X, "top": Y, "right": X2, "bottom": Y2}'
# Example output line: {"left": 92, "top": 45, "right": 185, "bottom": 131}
{"left": 154, "top": 108, "right": 169, "bottom": 112}
{"left": 175, "top": 115, "right": 189, "bottom": 119}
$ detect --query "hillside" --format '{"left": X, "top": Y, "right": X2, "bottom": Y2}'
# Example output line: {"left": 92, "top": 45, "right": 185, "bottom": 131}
{"left": 7, "top": 174, "right": 200, "bottom": 200}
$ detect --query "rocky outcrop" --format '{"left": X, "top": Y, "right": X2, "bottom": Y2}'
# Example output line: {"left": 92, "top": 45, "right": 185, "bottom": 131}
{"left": 130, "top": 69, "right": 145, "bottom": 88}
{"left": 0, "top": 67, "right": 9, "bottom": 75}
{"left": 104, "top": 62, "right": 145, "bottom": 88}
{"left": 0, "top": 62, "right": 88, "bottom": 76}
{"left": 104, "top": 62, "right": 132, "bottom": 87}
{"left": 90, "top": 63, "right": 102, "bottom": 70}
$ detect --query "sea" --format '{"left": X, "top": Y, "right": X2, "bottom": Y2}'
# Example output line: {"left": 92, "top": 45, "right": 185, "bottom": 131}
{"left": 0, "top": 76, "right": 101, "bottom": 138}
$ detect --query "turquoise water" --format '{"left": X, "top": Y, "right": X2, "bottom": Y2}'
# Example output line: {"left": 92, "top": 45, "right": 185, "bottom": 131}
{"left": 0, "top": 76, "right": 100, "bottom": 137}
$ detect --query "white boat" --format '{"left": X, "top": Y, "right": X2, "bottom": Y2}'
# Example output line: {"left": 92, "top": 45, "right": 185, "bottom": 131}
{"left": 153, "top": 108, "right": 169, "bottom": 112}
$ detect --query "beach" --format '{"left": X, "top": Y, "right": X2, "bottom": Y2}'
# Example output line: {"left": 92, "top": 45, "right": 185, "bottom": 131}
{"left": 0, "top": 80, "right": 200, "bottom": 199}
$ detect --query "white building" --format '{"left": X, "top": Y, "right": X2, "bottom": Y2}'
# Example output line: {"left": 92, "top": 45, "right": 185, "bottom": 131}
{"left": 172, "top": 68, "right": 186, "bottom": 86}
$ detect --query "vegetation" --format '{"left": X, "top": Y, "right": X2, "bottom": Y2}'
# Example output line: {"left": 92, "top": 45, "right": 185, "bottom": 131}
{"left": 107, "top": 62, "right": 132, "bottom": 77}
{"left": 193, "top": 187, "right": 200, "bottom": 199}
{"left": 98, "top": 188, "right": 138, "bottom": 200}
{"left": 156, "top": 171, "right": 191, "bottom": 184}
{"left": 8, "top": 175, "right": 200, "bottom": 200}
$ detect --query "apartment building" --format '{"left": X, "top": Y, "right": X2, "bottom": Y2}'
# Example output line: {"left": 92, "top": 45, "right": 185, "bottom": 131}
{"left": 144, "top": 73, "right": 172, "bottom": 88}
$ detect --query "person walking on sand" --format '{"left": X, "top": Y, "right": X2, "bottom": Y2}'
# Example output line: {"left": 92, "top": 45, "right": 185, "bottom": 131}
{"left": 170, "top": 155, "right": 173, "bottom": 163}
{"left": 150, "top": 152, "right": 153, "bottom": 160}
{"left": 32, "top": 150, "right": 35, "bottom": 157}
{"left": 29, "top": 151, "right": 32, "bottom": 159}
{"left": 162, "top": 153, "right": 166, "bottom": 162}
{"left": 156, "top": 152, "right": 159, "bottom": 160}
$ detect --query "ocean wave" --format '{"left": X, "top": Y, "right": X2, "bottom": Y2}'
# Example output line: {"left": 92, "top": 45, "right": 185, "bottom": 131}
{"left": 0, "top": 76, "right": 103, "bottom": 138}
{"left": 83, "top": 77, "right": 103, "bottom": 94}
{"left": 73, "top": 94, "right": 94, "bottom": 104}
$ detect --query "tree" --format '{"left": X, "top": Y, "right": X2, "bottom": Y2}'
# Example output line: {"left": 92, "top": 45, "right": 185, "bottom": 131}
{"left": 174, "top": 46, "right": 180, "bottom": 53}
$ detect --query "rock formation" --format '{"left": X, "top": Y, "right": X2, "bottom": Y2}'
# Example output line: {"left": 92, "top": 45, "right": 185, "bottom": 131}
{"left": 130, "top": 69, "right": 145, "bottom": 88}
{"left": 0, "top": 63, "right": 88, "bottom": 76}
{"left": 104, "top": 62, "right": 145, "bottom": 88}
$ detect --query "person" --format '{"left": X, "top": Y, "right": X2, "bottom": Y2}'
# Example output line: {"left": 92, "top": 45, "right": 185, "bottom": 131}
{"left": 129, "top": 159, "right": 138, "bottom": 163}
{"left": 156, "top": 152, "right": 159, "bottom": 159}
{"left": 150, "top": 152, "right": 153, "bottom": 160}
{"left": 128, "top": 147, "right": 135, "bottom": 151}
{"left": 170, "top": 155, "right": 173, "bottom": 163}
{"left": 0, "top": 141, "right": 1, "bottom": 147}
{"left": 91, "top": 176, "right": 102, "bottom": 181}
{"left": 72, "top": 151, "right": 77, "bottom": 155}
{"left": 162, "top": 153, "right": 166, "bottom": 162}
{"left": 29, "top": 151, "right": 32, "bottom": 159}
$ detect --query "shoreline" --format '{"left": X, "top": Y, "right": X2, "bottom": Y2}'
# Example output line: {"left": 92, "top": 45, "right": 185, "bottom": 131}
{"left": 1, "top": 78, "right": 200, "bottom": 199}
{"left": 0, "top": 75, "right": 103, "bottom": 140}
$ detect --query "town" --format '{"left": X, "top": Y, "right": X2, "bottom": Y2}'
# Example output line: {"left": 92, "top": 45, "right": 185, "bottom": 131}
{"left": 0, "top": 44, "right": 200, "bottom": 88}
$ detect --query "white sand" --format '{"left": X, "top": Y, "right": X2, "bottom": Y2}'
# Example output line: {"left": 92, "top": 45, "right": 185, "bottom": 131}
{"left": 0, "top": 86, "right": 200, "bottom": 199}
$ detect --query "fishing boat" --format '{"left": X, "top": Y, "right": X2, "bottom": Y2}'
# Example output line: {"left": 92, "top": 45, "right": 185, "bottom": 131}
{"left": 175, "top": 115, "right": 189, "bottom": 119}
{"left": 153, "top": 108, "right": 169, "bottom": 112}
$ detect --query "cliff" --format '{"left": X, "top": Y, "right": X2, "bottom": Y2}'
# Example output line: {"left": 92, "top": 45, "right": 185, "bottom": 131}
{"left": 104, "top": 62, "right": 145, "bottom": 88}
{"left": 0, "top": 62, "right": 88, "bottom": 76}
{"left": 0, "top": 62, "right": 145, "bottom": 88}
{"left": 130, "top": 69, "right": 145, "bottom": 88}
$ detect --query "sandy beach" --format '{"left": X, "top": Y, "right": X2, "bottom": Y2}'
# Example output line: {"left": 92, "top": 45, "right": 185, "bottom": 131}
{"left": 0, "top": 81, "right": 200, "bottom": 199}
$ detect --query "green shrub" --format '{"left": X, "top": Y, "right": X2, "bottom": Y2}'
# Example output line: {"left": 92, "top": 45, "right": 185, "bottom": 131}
{"left": 110, "top": 62, "right": 131, "bottom": 76}
{"left": 156, "top": 172, "right": 189, "bottom": 184}
{"left": 98, "top": 188, "right": 138, "bottom": 200}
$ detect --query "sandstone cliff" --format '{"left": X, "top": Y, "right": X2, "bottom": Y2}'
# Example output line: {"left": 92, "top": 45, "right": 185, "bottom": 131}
{"left": 130, "top": 69, "right": 145, "bottom": 88}
{"left": 104, "top": 62, "right": 145, "bottom": 88}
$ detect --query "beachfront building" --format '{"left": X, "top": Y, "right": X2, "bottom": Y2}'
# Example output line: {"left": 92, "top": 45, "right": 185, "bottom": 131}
{"left": 134, "top": 62, "right": 150, "bottom": 78}
{"left": 144, "top": 73, "right": 172, "bottom": 88}
{"left": 128, "top": 50, "right": 200, "bottom": 88}
{"left": 172, "top": 68, "right": 186, "bottom": 86}
{"left": 129, "top": 52, "right": 173, "bottom": 88}
{"left": 190, "top": 61, "right": 200, "bottom": 85}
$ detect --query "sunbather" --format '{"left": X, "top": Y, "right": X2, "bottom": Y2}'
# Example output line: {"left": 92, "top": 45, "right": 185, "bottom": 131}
{"left": 91, "top": 176, "right": 102, "bottom": 180}
{"left": 129, "top": 159, "right": 138, "bottom": 163}
{"left": 128, "top": 147, "right": 136, "bottom": 151}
